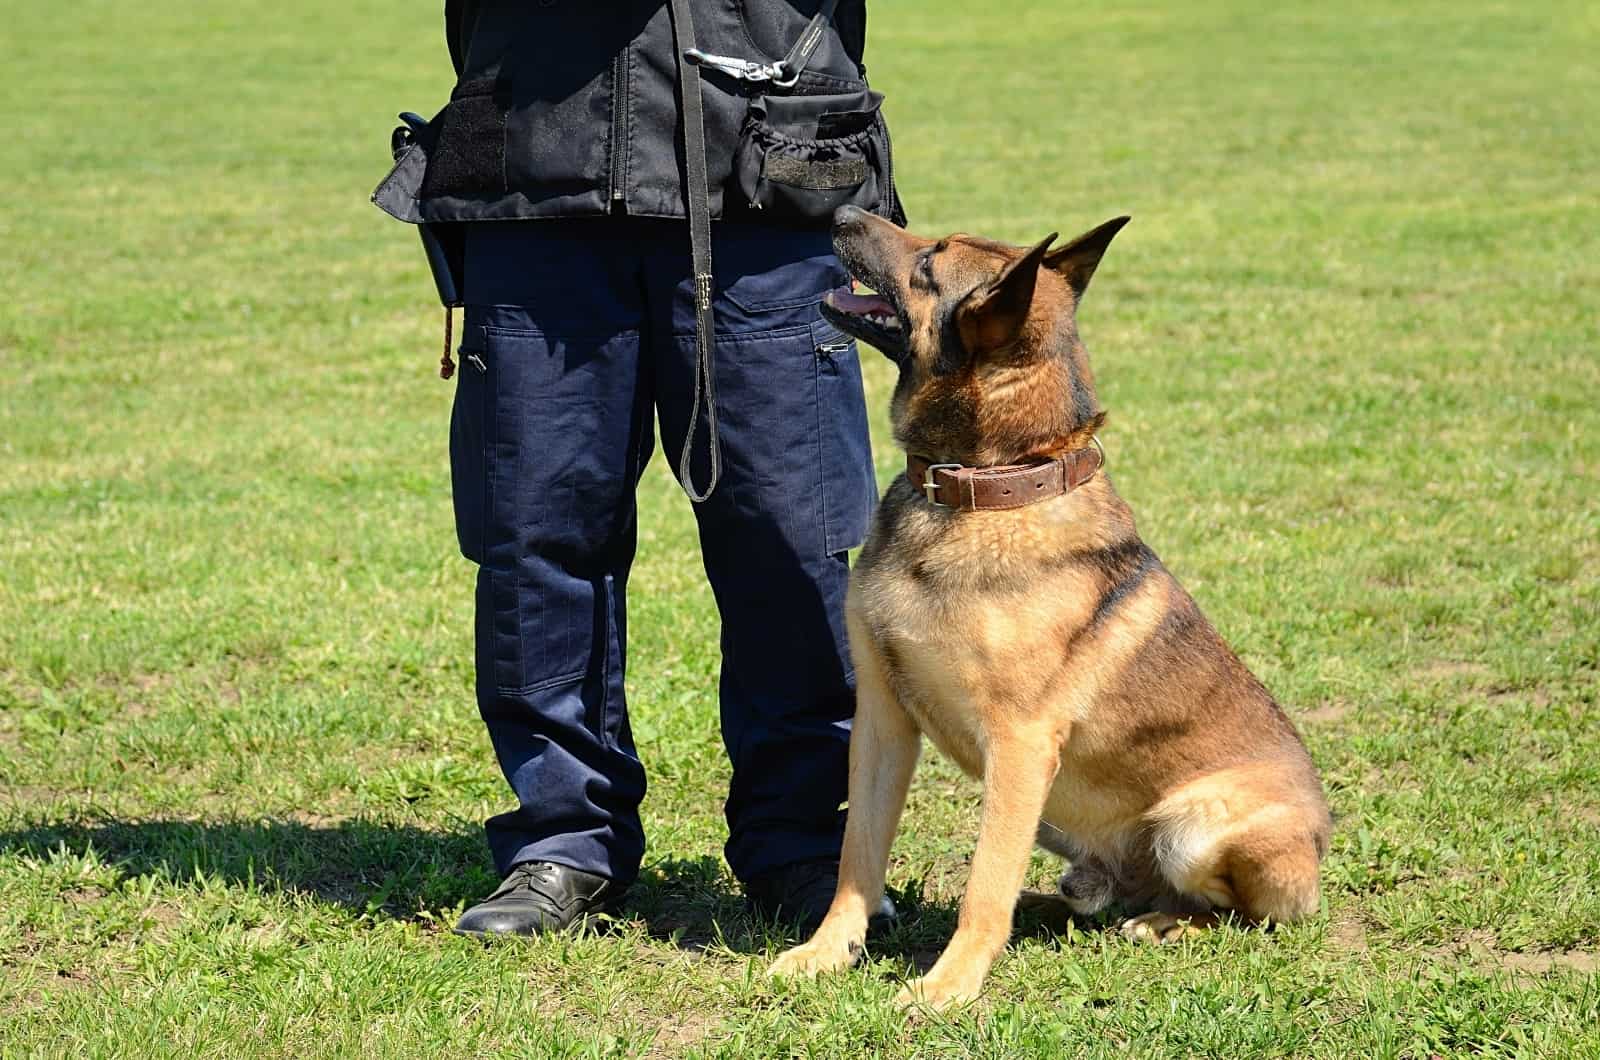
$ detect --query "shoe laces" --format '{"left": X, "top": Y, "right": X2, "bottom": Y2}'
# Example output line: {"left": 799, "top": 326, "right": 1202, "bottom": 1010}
{"left": 491, "top": 861, "right": 567, "bottom": 904}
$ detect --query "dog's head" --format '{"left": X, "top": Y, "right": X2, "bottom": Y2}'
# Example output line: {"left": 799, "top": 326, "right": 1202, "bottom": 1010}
{"left": 822, "top": 206, "right": 1128, "bottom": 464}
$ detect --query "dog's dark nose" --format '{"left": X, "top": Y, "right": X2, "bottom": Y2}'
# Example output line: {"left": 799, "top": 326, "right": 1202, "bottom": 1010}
{"left": 832, "top": 204, "right": 867, "bottom": 235}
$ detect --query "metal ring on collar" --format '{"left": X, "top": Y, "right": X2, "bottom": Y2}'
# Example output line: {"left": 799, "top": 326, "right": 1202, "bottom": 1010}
{"left": 1087, "top": 435, "right": 1106, "bottom": 480}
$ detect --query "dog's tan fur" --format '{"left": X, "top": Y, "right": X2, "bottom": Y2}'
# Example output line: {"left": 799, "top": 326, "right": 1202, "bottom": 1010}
{"left": 769, "top": 208, "right": 1331, "bottom": 1009}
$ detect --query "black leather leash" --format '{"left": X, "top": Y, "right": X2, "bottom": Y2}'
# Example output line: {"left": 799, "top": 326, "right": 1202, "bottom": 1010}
{"left": 666, "top": 0, "right": 721, "bottom": 501}
{"left": 668, "top": 0, "right": 840, "bottom": 501}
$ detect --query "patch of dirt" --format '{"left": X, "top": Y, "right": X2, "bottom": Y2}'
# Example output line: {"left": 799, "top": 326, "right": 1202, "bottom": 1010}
{"left": 117, "top": 672, "right": 177, "bottom": 721}
{"left": 281, "top": 809, "right": 352, "bottom": 829}
{"left": 1497, "top": 950, "right": 1600, "bottom": 974}
{"left": 646, "top": 1012, "right": 717, "bottom": 1057}
{"left": 52, "top": 967, "right": 94, "bottom": 990}
{"left": 1486, "top": 687, "right": 1551, "bottom": 709}
{"left": 1427, "top": 931, "right": 1599, "bottom": 979}
{"left": 1413, "top": 660, "right": 1491, "bottom": 681}
{"left": 139, "top": 902, "right": 184, "bottom": 933}
{"left": 118, "top": 701, "right": 158, "bottom": 723}
{"left": 1329, "top": 914, "right": 1369, "bottom": 954}
{"left": 1299, "top": 700, "right": 1353, "bottom": 725}
{"left": 3, "top": 963, "right": 95, "bottom": 1017}
{"left": 0, "top": 784, "right": 62, "bottom": 805}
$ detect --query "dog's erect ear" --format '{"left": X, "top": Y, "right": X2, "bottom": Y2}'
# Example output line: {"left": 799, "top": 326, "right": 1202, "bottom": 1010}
{"left": 1043, "top": 216, "right": 1130, "bottom": 297}
{"left": 956, "top": 233, "right": 1057, "bottom": 354}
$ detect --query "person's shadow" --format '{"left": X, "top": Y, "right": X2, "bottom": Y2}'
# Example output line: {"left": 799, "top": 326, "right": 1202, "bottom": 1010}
{"left": 0, "top": 816, "right": 499, "bottom": 918}
{"left": 0, "top": 817, "right": 1079, "bottom": 971}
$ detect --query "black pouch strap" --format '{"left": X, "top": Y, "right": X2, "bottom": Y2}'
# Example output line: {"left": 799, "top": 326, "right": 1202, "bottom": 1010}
{"left": 685, "top": 0, "right": 839, "bottom": 87}
{"left": 667, "top": 0, "right": 721, "bottom": 502}
{"left": 776, "top": 0, "right": 841, "bottom": 84}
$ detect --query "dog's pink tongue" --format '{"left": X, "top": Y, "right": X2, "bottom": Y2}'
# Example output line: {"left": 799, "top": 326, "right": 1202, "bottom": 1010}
{"left": 824, "top": 287, "right": 894, "bottom": 315}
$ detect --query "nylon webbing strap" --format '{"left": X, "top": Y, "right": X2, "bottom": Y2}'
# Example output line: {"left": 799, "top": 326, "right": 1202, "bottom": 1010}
{"left": 667, "top": 0, "right": 721, "bottom": 502}
{"left": 779, "top": 0, "right": 841, "bottom": 82}
{"left": 683, "top": 0, "right": 839, "bottom": 86}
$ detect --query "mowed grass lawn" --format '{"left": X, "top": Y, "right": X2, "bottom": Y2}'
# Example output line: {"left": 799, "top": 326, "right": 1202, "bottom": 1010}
{"left": 3, "top": 1, "right": 1598, "bottom": 1055}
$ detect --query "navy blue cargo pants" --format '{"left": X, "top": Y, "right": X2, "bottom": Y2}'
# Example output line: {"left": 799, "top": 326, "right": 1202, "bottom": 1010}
{"left": 450, "top": 219, "right": 877, "bottom": 888}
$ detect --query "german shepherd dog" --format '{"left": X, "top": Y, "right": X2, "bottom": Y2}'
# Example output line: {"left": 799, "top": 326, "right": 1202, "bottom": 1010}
{"left": 769, "top": 206, "right": 1331, "bottom": 1009}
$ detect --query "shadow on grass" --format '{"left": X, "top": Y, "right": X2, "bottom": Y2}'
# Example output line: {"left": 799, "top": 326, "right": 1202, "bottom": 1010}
{"left": 0, "top": 818, "right": 1087, "bottom": 965}
{"left": 0, "top": 816, "right": 499, "bottom": 919}
{"left": 626, "top": 856, "right": 1089, "bottom": 971}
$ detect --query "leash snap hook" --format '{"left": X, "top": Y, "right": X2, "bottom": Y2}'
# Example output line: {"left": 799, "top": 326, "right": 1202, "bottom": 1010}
{"left": 683, "top": 48, "right": 783, "bottom": 83}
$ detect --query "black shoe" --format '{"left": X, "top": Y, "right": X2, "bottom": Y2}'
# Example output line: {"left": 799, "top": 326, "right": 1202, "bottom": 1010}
{"left": 744, "top": 859, "right": 897, "bottom": 937}
{"left": 454, "top": 861, "right": 626, "bottom": 938}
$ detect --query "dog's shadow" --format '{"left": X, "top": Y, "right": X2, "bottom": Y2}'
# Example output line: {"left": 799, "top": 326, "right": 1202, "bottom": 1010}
{"left": 629, "top": 860, "right": 1101, "bottom": 971}
{"left": 861, "top": 887, "right": 1101, "bottom": 974}
{"left": 0, "top": 817, "right": 1096, "bottom": 970}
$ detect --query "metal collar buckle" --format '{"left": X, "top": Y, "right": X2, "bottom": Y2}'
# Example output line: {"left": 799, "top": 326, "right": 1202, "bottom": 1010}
{"left": 921, "top": 463, "right": 961, "bottom": 508}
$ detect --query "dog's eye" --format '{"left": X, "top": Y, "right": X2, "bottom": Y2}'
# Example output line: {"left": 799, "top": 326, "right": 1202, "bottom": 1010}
{"left": 917, "top": 254, "right": 934, "bottom": 284}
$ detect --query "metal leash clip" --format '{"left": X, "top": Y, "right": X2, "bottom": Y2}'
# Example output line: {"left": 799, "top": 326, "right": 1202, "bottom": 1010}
{"left": 682, "top": 48, "right": 799, "bottom": 87}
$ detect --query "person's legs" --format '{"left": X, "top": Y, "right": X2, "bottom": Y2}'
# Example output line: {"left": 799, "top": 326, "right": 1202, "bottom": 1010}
{"left": 642, "top": 222, "right": 878, "bottom": 885}
{"left": 454, "top": 220, "right": 654, "bottom": 887}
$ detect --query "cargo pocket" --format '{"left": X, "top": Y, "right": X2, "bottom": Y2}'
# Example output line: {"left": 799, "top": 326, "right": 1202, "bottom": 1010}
{"left": 471, "top": 322, "right": 640, "bottom": 697}
{"left": 448, "top": 340, "right": 490, "bottom": 565}
{"left": 812, "top": 319, "right": 876, "bottom": 554}
{"left": 720, "top": 239, "right": 843, "bottom": 316}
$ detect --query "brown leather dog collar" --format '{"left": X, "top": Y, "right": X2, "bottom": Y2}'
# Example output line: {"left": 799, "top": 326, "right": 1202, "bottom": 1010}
{"left": 906, "top": 441, "right": 1104, "bottom": 511}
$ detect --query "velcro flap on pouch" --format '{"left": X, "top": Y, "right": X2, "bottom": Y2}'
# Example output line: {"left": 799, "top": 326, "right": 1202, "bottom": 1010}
{"left": 764, "top": 155, "right": 870, "bottom": 190}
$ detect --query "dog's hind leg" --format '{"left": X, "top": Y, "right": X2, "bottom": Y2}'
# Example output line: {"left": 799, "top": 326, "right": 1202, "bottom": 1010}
{"left": 1122, "top": 827, "right": 1322, "bottom": 943}
{"left": 897, "top": 725, "right": 1062, "bottom": 1010}
{"left": 1037, "top": 824, "right": 1117, "bottom": 917}
{"left": 1220, "top": 826, "right": 1325, "bottom": 924}
{"left": 1125, "top": 773, "right": 1327, "bottom": 943}
{"left": 1056, "top": 855, "right": 1116, "bottom": 917}
{"left": 769, "top": 610, "right": 920, "bottom": 980}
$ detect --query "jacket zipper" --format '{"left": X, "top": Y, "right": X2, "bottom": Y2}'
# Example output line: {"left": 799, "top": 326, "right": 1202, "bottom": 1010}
{"left": 609, "top": 48, "right": 629, "bottom": 209}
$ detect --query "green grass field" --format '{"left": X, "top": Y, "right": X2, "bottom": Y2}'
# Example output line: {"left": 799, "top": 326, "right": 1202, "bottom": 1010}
{"left": 4, "top": 1, "right": 1598, "bottom": 1055}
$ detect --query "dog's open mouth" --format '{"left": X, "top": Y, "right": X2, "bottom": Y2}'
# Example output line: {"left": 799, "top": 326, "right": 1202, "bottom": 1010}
{"left": 821, "top": 285, "right": 907, "bottom": 358}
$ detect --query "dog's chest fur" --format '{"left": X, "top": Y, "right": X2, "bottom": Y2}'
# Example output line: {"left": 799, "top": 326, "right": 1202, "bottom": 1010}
{"left": 852, "top": 480, "right": 1124, "bottom": 776}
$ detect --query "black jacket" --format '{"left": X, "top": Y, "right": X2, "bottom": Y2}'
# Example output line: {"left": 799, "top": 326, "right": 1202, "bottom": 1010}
{"left": 376, "top": 0, "right": 900, "bottom": 225}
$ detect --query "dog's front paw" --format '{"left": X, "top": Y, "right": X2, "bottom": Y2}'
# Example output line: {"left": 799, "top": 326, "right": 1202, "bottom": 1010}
{"left": 894, "top": 971, "right": 982, "bottom": 1012}
{"left": 767, "top": 936, "right": 863, "bottom": 980}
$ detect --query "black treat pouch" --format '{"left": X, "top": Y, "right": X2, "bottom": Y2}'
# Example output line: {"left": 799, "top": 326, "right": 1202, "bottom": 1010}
{"left": 732, "top": 89, "right": 889, "bottom": 224}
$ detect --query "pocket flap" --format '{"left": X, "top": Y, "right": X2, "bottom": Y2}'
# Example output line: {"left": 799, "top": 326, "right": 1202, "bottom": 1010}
{"left": 753, "top": 89, "right": 882, "bottom": 141}
{"left": 371, "top": 141, "right": 429, "bottom": 223}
